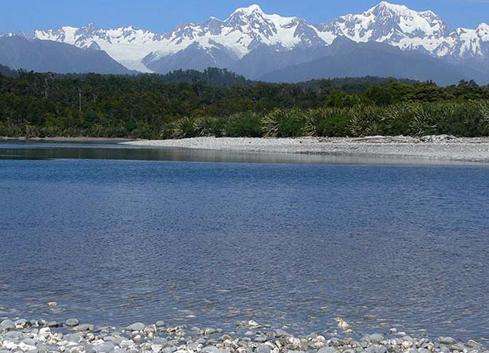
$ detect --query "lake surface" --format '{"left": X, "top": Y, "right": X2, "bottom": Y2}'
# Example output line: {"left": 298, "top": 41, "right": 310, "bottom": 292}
{"left": 1, "top": 142, "right": 489, "bottom": 342}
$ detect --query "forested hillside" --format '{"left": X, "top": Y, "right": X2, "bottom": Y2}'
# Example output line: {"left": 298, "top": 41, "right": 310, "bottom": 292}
{"left": 1, "top": 68, "right": 488, "bottom": 138}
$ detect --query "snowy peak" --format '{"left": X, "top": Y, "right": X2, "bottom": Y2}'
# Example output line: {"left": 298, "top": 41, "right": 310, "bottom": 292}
{"left": 153, "top": 4, "right": 322, "bottom": 61}
{"left": 321, "top": 1, "right": 447, "bottom": 45}
{"left": 367, "top": 1, "right": 447, "bottom": 37}
{"left": 227, "top": 4, "right": 265, "bottom": 18}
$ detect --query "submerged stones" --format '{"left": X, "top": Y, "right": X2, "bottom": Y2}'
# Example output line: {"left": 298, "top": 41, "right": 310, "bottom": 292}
{"left": 439, "top": 337, "right": 457, "bottom": 345}
{"left": 126, "top": 322, "right": 146, "bottom": 331}
{"left": 65, "top": 318, "right": 80, "bottom": 327}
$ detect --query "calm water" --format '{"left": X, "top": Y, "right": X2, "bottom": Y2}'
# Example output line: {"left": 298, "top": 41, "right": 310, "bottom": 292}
{"left": 1, "top": 143, "right": 489, "bottom": 341}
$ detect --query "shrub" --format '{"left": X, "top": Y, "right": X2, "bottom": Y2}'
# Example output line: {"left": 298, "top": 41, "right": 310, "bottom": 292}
{"left": 224, "top": 112, "right": 263, "bottom": 137}
{"left": 195, "top": 117, "right": 226, "bottom": 137}
{"left": 306, "top": 108, "right": 350, "bottom": 137}
{"left": 262, "top": 108, "right": 308, "bottom": 137}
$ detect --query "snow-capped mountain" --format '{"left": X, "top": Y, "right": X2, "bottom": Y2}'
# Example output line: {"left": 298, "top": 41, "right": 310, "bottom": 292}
{"left": 319, "top": 2, "right": 448, "bottom": 53}
{"left": 35, "top": 4, "right": 328, "bottom": 73}
{"left": 25, "top": 2, "right": 489, "bottom": 80}
{"left": 319, "top": 1, "right": 488, "bottom": 59}
{"left": 35, "top": 25, "right": 166, "bottom": 72}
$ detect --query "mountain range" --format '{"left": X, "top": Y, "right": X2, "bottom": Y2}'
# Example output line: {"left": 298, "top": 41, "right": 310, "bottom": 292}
{"left": 1, "top": 2, "right": 488, "bottom": 83}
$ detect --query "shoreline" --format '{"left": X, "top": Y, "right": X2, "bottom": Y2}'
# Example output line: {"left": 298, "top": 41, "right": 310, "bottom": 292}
{"left": 2, "top": 135, "right": 489, "bottom": 164}
{"left": 0, "top": 136, "right": 134, "bottom": 143}
{"left": 124, "top": 136, "right": 489, "bottom": 163}
{"left": 0, "top": 317, "right": 485, "bottom": 353}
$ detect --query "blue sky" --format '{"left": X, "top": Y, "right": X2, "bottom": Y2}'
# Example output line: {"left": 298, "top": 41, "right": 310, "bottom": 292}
{"left": 2, "top": 0, "right": 488, "bottom": 33}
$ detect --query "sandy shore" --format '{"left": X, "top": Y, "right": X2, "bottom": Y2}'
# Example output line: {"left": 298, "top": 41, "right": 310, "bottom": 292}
{"left": 124, "top": 136, "right": 489, "bottom": 163}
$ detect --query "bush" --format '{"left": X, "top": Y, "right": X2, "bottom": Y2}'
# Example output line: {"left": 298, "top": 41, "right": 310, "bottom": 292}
{"left": 262, "top": 108, "right": 308, "bottom": 137}
{"left": 307, "top": 108, "right": 350, "bottom": 137}
{"left": 224, "top": 112, "right": 263, "bottom": 137}
{"left": 434, "top": 101, "right": 489, "bottom": 136}
{"left": 195, "top": 117, "right": 226, "bottom": 137}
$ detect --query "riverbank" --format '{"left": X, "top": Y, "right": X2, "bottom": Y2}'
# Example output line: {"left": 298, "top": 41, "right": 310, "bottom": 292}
{"left": 124, "top": 136, "right": 489, "bottom": 163}
{"left": 0, "top": 317, "right": 485, "bottom": 353}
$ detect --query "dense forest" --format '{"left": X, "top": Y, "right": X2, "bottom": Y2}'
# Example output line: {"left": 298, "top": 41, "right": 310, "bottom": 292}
{"left": 1, "top": 68, "right": 488, "bottom": 138}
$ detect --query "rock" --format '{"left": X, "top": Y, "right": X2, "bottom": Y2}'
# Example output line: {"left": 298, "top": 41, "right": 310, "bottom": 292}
{"left": 318, "top": 348, "right": 339, "bottom": 353}
{"left": 95, "top": 342, "right": 116, "bottom": 353}
{"left": 402, "top": 340, "right": 414, "bottom": 349}
{"left": 202, "top": 346, "right": 223, "bottom": 353}
{"left": 65, "top": 318, "right": 80, "bottom": 327}
{"left": 365, "top": 345, "right": 387, "bottom": 353}
{"left": 256, "top": 344, "right": 272, "bottom": 353}
{"left": 161, "top": 347, "right": 177, "bottom": 353}
{"left": 65, "top": 333, "right": 83, "bottom": 343}
{"left": 76, "top": 324, "right": 95, "bottom": 332}
{"left": 0, "top": 319, "right": 15, "bottom": 331}
{"left": 155, "top": 321, "right": 166, "bottom": 328}
{"left": 14, "top": 319, "right": 28, "bottom": 328}
{"left": 364, "top": 334, "right": 384, "bottom": 344}
{"left": 467, "top": 340, "right": 481, "bottom": 348}
{"left": 126, "top": 322, "right": 146, "bottom": 331}
{"left": 439, "top": 337, "right": 457, "bottom": 345}
{"left": 46, "top": 321, "right": 60, "bottom": 328}
{"left": 203, "top": 328, "right": 220, "bottom": 335}
{"left": 450, "top": 344, "right": 466, "bottom": 352}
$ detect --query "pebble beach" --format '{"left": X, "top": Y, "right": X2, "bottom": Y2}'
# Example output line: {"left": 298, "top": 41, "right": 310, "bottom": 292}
{"left": 1, "top": 317, "right": 486, "bottom": 353}
{"left": 124, "top": 136, "right": 489, "bottom": 163}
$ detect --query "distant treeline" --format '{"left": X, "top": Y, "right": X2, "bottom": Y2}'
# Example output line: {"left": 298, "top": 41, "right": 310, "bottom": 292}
{"left": 1, "top": 68, "right": 488, "bottom": 138}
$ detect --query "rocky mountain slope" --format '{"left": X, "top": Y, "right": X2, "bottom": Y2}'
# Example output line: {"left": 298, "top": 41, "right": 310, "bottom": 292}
{"left": 0, "top": 35, "right": 131, "bottom": 74}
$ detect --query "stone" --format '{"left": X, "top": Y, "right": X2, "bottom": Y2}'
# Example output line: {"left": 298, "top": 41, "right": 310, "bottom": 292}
{"left": 439, "top": 337, "right": 457, "bottom": 345}
{"left": 95, "top": 342, "right": 116, "bottom": 353}
{"left": 65, "top": 333, "right": 83, "bottom": 343}
{"left": 256, "top": 344, "right": 272, "bottom": 353}
{"left": 65, "top": 318, "right": 80, "bottom": 327}
{"left": 467, "top": 341, "right": 481, "bottom": 348}
{"left": 126, "top": 322, "right": 146, "bottom": 331}
{"left": 14, "top": 319, "right": 28, "bottom": 329}
{"left": 46, "top": 321, "right": 60, "bottom": 328}
{"left": 255, "top": 334, "right": 268, "bottom": 343}
{"left": 275, "top": 329, "right": 289, "bottom": 337}
{"left": 161, "top": 347, "right": 177, "bottom": 353}
{"left": 202, "top": 346, "right": 223, "bottom": 353}
{"left": 365, "top": 345, "right": 387, "bottom": 353}
{"left": 364, "top": 334, "right": 384, "bottom": 344}
{"left": 318, "top": 348, "right": 339, "bottom": 353}
{"left": 155, "top": 321, "right": 166, "bottom": 328}
{"left": 450, "top": 344, "right": 466, "bottom": 352}
{"left": 76, "top": 323, "right": 95, "bottom": 332}
{"left": 0, "top": 319, "right": 15, "bottom": 331}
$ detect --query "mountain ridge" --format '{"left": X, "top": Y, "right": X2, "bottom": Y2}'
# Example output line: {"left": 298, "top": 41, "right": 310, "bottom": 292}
{"left": 0, "top": 2, "right": 485, "bottom": 83}
{"left": 0, "top": 35, "right": 132, "bottom": 74}
{"left": 31, "top": 2, "right": 489, "bottom": 74}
